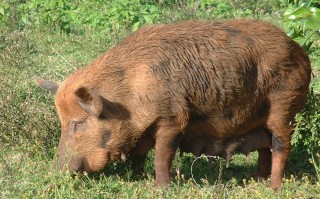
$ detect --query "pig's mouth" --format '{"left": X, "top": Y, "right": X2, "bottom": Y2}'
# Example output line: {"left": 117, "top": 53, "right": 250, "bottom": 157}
{"left": 60, "top": 150, "right": 127, "bottom": 175}
{"left": 65, "top": 155, "right": 86, "bottom": 174}
{"left": 75, "top": 160, "right": 86, "bottom": 173}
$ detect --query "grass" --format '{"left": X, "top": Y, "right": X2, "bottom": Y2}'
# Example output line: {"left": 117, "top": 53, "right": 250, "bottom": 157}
{"left": 1, "top": 1, "right": 320, "bottom": 198}
{"left": 1, "top": 147, "right": 319, "bottom": 198}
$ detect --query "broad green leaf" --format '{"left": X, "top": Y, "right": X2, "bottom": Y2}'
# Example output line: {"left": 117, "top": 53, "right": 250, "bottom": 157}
{"left": 143, "top": 15, "right": 153, "bottom": 24}
{"left": 21, "top": 17, "right": 27, "bottom": 24}
{"left": 128, "top": 11, "right": 136, "bottom": 16}
{"left": 289, "top": 6, "right": 313, "bottom": 20}
{"left": 148, "top": 5, "right": 158, "bottom": 13}
{"left": 124, "top": 11, "right": 129, "bottom": 20}
{"left": 132, "top": 21, "right": 140, "bottom": 31}
{"left": 2, "top": 2, "right": 9, "bottom": 9}
{"left": 284, "top": 4, "right": 297, "bottom": 16}
{"left": 304, "top": 0, "right": 312, "bottom": 8}
{"left": 0, "top": 7, "right": 4, "bottom": 16}
{"left": 305, "top": 17, "right": 320, "bottom": 31}
{"left": 310, "top": 7, "right": 320, "bottom": 19}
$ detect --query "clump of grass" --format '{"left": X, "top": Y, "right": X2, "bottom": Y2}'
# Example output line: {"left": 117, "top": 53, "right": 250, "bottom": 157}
{"left": 310, "top": 153, "right": 320, "bottom": 182}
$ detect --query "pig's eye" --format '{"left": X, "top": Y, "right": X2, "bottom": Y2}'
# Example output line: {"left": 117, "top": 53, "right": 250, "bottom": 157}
{"left": 69, "top": 120, "right": 86, "bottom": 133}
{"left": 72, "top": 121, "right": 85, "bottom": 132}
{"left": 74, "top": 122, "right": 83, "bottom": 131}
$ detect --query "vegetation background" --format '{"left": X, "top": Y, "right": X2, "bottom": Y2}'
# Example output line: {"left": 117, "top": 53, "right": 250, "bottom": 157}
{"left": 0, "top": 0, "right": 319, "bottom": 198}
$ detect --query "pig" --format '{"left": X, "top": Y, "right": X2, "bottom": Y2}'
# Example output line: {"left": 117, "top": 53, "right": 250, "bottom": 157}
{"left": 36, "top": 19, "right": 311, "bottom": 189}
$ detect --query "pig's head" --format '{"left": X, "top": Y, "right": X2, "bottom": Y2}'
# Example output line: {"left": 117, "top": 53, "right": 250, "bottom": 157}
{"left": 36, "top": 78, "right": 130, "bottom": 174}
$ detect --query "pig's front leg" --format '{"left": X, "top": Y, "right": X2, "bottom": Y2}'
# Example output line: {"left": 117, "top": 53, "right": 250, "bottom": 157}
{"left": 154, "top": 122, "right": 182, "bottom": 186}
{"left": 130, "top": 134, "right": 155, "bottom": 174}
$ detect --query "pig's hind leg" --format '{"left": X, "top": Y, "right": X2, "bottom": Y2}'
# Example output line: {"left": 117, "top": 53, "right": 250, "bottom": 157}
{"left": 254, "top": 128, "right": 272, "bottom": 180}
{"left": 266, "top": 93, "right": 306, "bottom": 189}
{"left": 255, "top": 148, "right": 272, "bottom": 179}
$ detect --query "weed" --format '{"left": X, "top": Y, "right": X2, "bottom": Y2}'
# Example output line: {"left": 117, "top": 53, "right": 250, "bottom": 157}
{"left": 311, "top": 153, "right": 320, "bottom": 181}
{"left": 283, "top": 0, "right": 320, "bottom": 51}
{"left": 293, "top": 89, "right": 320, "bottom": 155}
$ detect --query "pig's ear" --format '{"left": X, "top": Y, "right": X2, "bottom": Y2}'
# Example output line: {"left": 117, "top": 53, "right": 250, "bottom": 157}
{"left": 75, "top": 87, "right": 102, "bottom": 116}
{"left": 35, "top": 78, "right": 59, "bottom": 94}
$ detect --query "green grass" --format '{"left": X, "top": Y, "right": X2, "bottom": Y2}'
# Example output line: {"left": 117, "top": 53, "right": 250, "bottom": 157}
{"left": 1, "top": 0, "right": 320, "bottom": 198}
{"left": 1, "top": 147, "right": 319, "bottom": 198}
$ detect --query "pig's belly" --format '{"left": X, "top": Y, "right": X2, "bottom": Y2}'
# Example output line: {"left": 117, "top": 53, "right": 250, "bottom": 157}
{"left": 179, "top": 122, "right": 271, "bottom": 159}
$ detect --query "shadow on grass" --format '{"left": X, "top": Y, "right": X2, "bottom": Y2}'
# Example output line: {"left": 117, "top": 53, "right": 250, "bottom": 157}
{"left": 87, "top": 151, "right": 258, "bottom": 186}
{"left": 174, "top": 153, "right": 258, "bottom": 187}
{"left": 85, "top": 148, "right": 318, "bottom": 187}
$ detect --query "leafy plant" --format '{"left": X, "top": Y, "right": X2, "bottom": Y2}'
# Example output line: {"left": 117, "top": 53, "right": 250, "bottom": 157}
{"left": 0, "top": 0, "right": 168, "bottom": 33}
{"left": 105, "top": 0, "right": 162, "bottom": 31}
{"left": 284, "top": 0, "right": 320, "bottom": 51}
{"left": 0, "top": 1, "right": 10, "bottom": 24}
{"left": 293, "top": 88, "right": 320, "bottom": 155}
{"left": 310, "top": 153, "right": 320, "bottom": 181}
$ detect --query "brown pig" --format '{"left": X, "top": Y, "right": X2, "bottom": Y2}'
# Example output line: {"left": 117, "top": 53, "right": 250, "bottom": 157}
{"left": 36, "top": 19, "right": 311, "bottom": 189}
